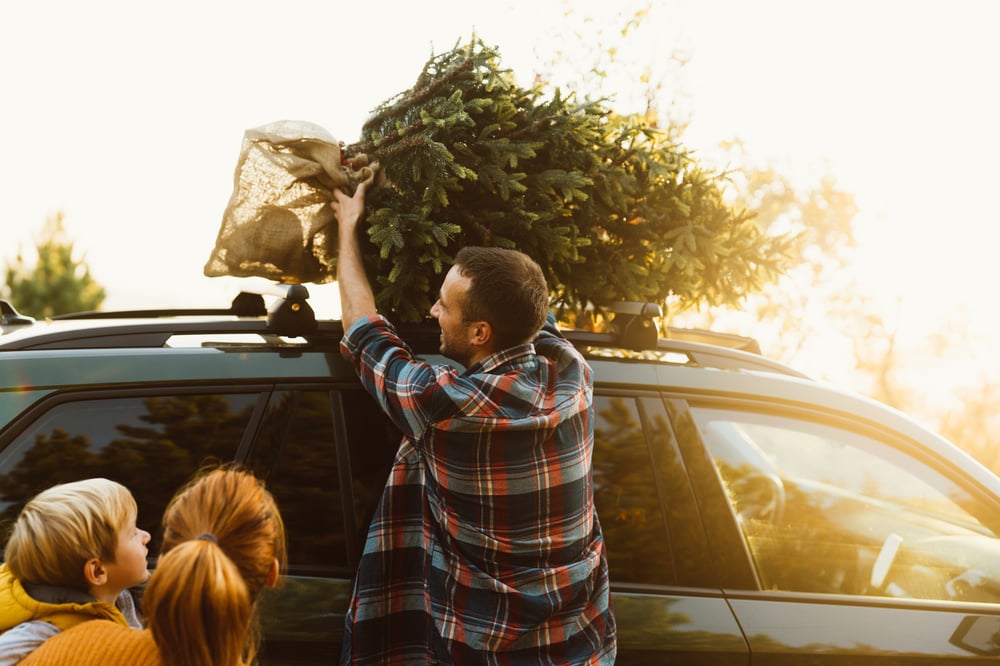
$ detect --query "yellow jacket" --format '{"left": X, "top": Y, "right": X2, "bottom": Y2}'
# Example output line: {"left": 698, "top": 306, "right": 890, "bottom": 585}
{"left": 0, "top": 564, "right": 128, "bottom": 633}
{"left": 19, "top": 620, "right": 161, "bottom": 666}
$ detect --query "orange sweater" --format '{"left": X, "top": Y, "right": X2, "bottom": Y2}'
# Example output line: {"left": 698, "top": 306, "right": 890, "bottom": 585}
{"left": 18, "top": 619, "right": 161, "bottom": 665}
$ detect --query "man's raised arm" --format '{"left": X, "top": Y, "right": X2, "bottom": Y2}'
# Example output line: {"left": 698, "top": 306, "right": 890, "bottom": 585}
{"left": 332, "top": 183, "right": 377, "bottom": 330}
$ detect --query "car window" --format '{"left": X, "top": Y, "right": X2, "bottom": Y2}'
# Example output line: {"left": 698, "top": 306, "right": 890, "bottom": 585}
{"left": 251, "top": 390, "right": 345, "bottom": 576}
{"left": 592, "top": 394, "right": 673, "bottom": 586}
{"left": 0, "top": 392, "right": 257, "bottom": 553}
{"left": 691, "top": 406, "right": 1000, "bottom": 603}
{"left": 339, "top": 390, "right": 399, "bottom": 551}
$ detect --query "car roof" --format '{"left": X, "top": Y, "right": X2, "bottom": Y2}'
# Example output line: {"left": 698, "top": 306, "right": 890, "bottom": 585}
{"left": 1, "top": 290, "right": 807, "bottom": 377}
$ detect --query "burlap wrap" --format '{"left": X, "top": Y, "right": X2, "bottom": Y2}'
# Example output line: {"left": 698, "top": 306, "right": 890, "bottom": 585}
{"left": 204, "top": 120, "right": 379, "bottom": 284}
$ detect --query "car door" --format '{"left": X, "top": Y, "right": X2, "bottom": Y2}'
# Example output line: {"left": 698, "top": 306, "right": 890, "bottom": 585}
{"left": 246, "top": 386, "right": 398, "bottom": 665}
{"left": 591, "top": 391, "right": 748, "bottom": 664}
{"left": 669, "top": 395, "right": 1000, "bottom": 664}
{"left": 0, "top": 383, "right": 399, "bottom": 666}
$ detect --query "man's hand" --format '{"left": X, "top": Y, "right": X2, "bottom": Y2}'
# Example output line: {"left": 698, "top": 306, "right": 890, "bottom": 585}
{"left": 331, "top": 182, "right": 368, "bottom": 234}
{"left": 333, "top": 182, "right": 377, "bottom": 330}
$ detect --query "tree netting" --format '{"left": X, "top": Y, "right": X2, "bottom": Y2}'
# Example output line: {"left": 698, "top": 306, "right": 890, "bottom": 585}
{"left": 203, "top": 120, "right": 381, "bottom": 284}
{"left": 204, "top": 39, "right": 790, "bottom": 323}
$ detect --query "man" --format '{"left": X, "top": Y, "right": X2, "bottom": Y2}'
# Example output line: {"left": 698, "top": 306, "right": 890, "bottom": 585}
{"left": 332, "top": 183, "right": 616, "bottom": 665}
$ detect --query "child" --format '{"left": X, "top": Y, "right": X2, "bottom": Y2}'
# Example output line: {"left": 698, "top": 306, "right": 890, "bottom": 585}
{"left": 21, "top": 467, "right": 286, "bottom": 666}
{"left": 0, "top": 478, "right": 149, "bottom": 664}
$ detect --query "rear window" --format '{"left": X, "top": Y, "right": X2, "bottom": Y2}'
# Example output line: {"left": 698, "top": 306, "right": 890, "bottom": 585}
{"left": 0, "top": 392, "right": 257, "bottom": 552}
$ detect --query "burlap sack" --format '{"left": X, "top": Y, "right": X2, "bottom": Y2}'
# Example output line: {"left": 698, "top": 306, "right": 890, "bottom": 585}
{"left": 203, "top": 120, "right": 379, "bottom": 284}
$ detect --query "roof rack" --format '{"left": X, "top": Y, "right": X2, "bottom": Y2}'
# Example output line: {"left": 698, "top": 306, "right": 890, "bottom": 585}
{"left": 2, "top": 293, "right": 804, "bottom": 377}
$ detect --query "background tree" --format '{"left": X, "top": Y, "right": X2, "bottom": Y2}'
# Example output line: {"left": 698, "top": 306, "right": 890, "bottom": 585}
{"left": 3, "top": 212, "right": 105, "bottom": 317}
{"left": 532, "top": 1, "right": 687, "bottom": 137}
{"left": 670, "top": 143, "right": 875, "bottom": 370}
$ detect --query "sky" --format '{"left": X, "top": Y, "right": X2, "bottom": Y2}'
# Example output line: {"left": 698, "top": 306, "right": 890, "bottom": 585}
{"left": 3, "top": 0, "right": 1000, "bottom": 396}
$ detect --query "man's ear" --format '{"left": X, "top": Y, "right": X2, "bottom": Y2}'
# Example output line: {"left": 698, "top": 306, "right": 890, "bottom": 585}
{"left": 470, "top": 321, "right": 493, "bottom": 348}
{"left": 83, "top": 558, "right": 108, "bottom": 587}
{"left": 265, "top": 558, "right": 280, "bottom": 589}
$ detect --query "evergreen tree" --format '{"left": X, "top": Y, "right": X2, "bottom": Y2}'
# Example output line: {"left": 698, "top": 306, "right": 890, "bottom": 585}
{"left": 344, "top": 38, "right": 794, "bottom": 323}
{"left": 3, "top": 213, "right": 106, "bottom": 317}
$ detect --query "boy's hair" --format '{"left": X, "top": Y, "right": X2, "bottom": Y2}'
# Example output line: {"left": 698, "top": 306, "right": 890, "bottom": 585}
{"left": 4, "top": 478, "right": 136, "bottom": 591}
{"left": 454, "top": 246, "right": 549, "bottom": 349}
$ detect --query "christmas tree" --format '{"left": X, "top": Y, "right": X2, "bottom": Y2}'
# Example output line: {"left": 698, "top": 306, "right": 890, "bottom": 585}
{"left": 207, "top": 37, "right": 791, "bottom": 325}
{"left": 344, "top": 38, "right": 790, "bottom": 323}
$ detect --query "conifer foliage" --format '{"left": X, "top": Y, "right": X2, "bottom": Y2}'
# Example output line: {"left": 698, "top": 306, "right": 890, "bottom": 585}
{"left": 344, "top": 38, "right": 791, "bottom": 323}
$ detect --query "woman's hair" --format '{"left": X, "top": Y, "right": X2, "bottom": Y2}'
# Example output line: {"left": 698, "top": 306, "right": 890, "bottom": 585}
{"left": 142, "top": 466, "right": 286, "bottom": 666}
{"left": 5, "top": 478, "right": 136, "bottom": 590}
{"left": 454, "top": 246, "right": 549, "bottom": 349}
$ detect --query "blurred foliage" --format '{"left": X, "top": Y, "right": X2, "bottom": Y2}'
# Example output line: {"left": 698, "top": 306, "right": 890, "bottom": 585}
{"left": 2, "top": 212, "right": 105, "bottom": 317}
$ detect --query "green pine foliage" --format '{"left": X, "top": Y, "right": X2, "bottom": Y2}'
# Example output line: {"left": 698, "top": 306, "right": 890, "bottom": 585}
{"left": 3, "top": 213, "right": 106, "bottom": 318}
{"left": 345, "top": 38, "right": 793, "bottom": 323}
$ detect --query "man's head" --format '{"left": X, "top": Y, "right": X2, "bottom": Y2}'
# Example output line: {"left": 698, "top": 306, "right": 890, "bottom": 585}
{"left": 4, "top": 478, "right": 150, "bottom": 598}
{"left": 430, "top": 246, "right": 548, "bottom": 366}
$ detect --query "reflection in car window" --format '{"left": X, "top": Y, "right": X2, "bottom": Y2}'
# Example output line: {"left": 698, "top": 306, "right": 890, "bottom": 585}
{"left": 251, "top": 388, "right": 399, "bottom": 576}
{"left": 0, "top": 393, "right": 256, "bottom": 553}
{"left": 253, "top": 390, "right": 345, "bottom": 575}
{"left": 340, "top": 390, "right": 398, "bottom": 551}
{"left": 692, "top": 407, "right": 1000, "bottom": 603}
{"left": 592, "top": 395, "right": 673, "bottom": 586}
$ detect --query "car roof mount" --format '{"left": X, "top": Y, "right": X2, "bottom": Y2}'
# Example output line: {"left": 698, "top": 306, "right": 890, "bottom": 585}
{"left": 0, "top": 300, "right": 36, "bottom": 326}
{"left": 609, "top": 302, "right": 663, "bottom": 351}
{"left": 259, "top": 283, "right": 317, "bottom": 337}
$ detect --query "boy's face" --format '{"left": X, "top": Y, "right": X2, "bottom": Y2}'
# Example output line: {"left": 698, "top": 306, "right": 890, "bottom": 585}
{"left": 106, "top": 514, "right": 151, "bottom": 591}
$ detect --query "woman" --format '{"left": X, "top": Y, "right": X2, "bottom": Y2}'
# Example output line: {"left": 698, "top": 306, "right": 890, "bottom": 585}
{"left": 21, "top": 467, "right": 286, "bottom": 666}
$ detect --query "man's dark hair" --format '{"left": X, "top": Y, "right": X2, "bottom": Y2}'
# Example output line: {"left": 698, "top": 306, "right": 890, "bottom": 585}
{"left": 454, "top": 246, "right": 549, "bottom": 349}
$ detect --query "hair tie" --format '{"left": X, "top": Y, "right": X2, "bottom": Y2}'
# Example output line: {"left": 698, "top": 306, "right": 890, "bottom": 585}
{"left": 196, "top": 532, "right": 218, "bottom": 544}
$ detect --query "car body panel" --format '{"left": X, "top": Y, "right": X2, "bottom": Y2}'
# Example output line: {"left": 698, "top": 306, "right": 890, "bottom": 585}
{"left": 729, "top": 595, "right": 1000, "bottom": 662}
{"left": 612, "top": 589, "right": 748, "bottom": 664}
{"left": 3, "top": 304, "right": 1000, "bottom": 664}
{"left": 0, "top": 347, "right": 353, "bottom": 389}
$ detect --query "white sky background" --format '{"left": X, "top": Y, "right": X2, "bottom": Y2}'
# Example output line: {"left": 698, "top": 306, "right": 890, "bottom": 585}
{"left": 3, "top": 0, "right": 1000, "bottom": 397}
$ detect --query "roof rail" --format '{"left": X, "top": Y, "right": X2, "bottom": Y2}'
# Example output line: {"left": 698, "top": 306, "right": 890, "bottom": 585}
{"left": 52, "top": 285, "right": 318, "bottom": 338}
{"left": 573, "top": 301, "right": 805, "bottom": 378}
{"left": 665, "top": 327, "right": 761, "bottom": 354}
{"left": 53, "top": 292, "right": 268, "bottom": 320}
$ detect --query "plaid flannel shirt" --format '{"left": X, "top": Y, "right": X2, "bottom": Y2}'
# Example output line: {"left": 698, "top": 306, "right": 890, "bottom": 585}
{"left": 340, "top": 313, "right": 616, "bottom": 665}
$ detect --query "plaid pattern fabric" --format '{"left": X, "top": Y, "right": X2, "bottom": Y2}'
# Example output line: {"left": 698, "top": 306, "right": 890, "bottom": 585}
{"left": 340, "top": 314, "right": 616, "bottom": 665}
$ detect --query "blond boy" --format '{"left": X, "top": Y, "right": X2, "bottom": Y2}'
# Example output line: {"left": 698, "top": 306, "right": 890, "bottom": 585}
{"left": 0, "top": 478, "right": 150, "bottom": 664}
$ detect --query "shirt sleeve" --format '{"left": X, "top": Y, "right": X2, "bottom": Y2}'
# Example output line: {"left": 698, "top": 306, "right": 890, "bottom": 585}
{"left": 341, "top": 314, "right": 455, "bottom": 440}
{"left": 0, "top": 620, "right": 60, "bottom": 665}
{"left": 533, "top": 313, "right": 592, "bottom": 380}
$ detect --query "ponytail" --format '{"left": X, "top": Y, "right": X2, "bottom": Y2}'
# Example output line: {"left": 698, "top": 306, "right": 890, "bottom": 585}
{"left": 143, "top": 467, "right": 286, "bottom": 666}
{"left": 145, "top": 539, "right": 252, "bottom": 666}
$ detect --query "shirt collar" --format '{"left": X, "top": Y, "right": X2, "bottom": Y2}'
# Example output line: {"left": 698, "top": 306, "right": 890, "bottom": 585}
{"left": 466, "top": 343, "right": 535, "bottom": 374}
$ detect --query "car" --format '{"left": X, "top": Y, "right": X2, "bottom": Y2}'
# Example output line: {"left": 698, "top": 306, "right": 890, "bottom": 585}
{"left": 3, "top": 286, "right": 1000, "bottom": 664}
